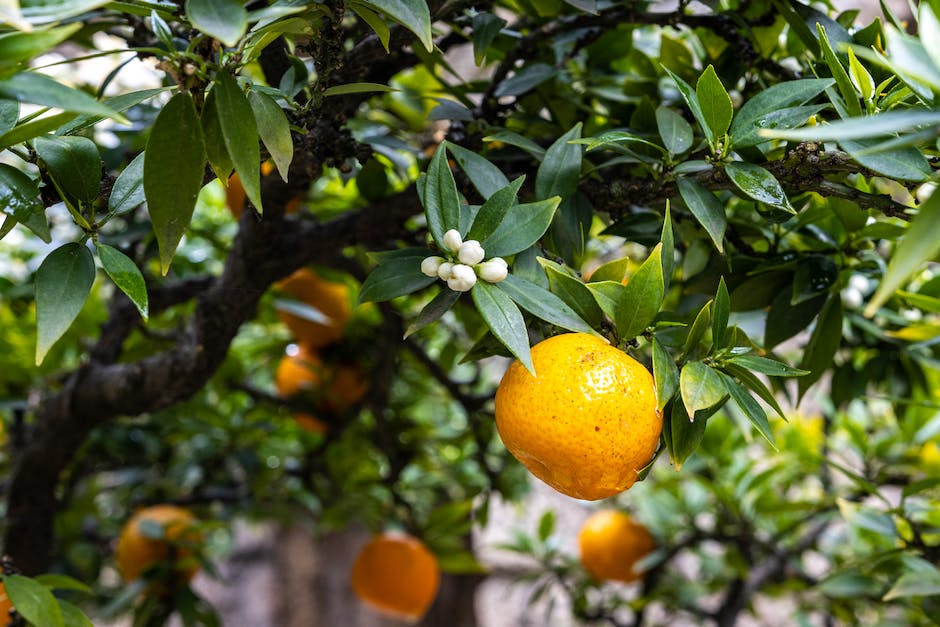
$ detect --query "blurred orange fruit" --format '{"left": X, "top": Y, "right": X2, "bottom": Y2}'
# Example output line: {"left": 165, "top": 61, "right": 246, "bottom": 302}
{"left": 226, "top": 162, "right": 301, "bottom": 218}
{"left": 276, "top": 269, "right": 352, "bottom": 348}
{"left": 351, "top": 532, "right": 440, "bottom": 621}
{"left": 0, "top": 583, "right": 12, "bottom": 626}
{"left": 494, "top": 333, "right": 662, "bottom": 500}
{"left": 115, "top": 505, "right": 201, "bottom": 586}
{"left": 579, "top": 510, "right": 655, "bottom": 583}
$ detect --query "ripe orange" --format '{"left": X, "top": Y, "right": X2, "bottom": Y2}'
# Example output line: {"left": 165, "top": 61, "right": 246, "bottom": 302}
{"left": 0, "top": 583, "right": 12, "bottom": 626}
{"left": 226, "top": 162, "right": 300, "bottom": 218}
{"left": 494, "top": 333, "right": 662, "bottom": 500}
{"left": 115, "top": 505, "right": 201, "bottom": 586}
{"left": 276, "top": 269, "right": 352, "bottom": 348}
{"left": 275, "top": 344, "right": 367, "bottom": 433}
{"left": 351, "top": 532, "right": 440, "bottom": 621}
{"left": 579, "top": 510, "right": 656, "bottom": 583}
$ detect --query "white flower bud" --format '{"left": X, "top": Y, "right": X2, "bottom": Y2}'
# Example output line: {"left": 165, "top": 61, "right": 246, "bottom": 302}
{"left": 421, "top": 255, "right": 445, "bottom": 277}
{"left": 478, "top": 258, "right": 509, "bottom": 283}
{"left": 443, "top": 229, "right": 463, "bottom": 253}
{"left": 437, "top": 262, "right": 455, "bottom": 281}
{"left": 841, "top": 287, "right": 863, "bottom": 310}
{"left": 848, "top": 274, "right": 871, "bottom": 295}
{"left": 447, "top": 264, "right": 477, "bottom": 292}
{"left": 457, "top": 240, "right": 485, "bottom": 265}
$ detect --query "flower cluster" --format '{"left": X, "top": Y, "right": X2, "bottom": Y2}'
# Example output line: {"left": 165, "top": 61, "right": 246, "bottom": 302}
{"left": 421, "top": 230, "right": 508, "bottom": 292}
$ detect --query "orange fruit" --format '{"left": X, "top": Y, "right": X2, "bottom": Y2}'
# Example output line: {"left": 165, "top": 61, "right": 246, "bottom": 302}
{"left": 351, "top": 532, "right": 440, "bottom": 621}
{"left": 0, "top": 583, "right": 13, "bottom": 626}
{"left": 115, "top": 505, "right": 201, "bottom": 586}
{"left": 579, "top": 510, "right": 656, "bottom": 583}
{"left": 226, "top": 162, "right": 300, "bottom": 218}
{"left": 276, "top": 269, "right": 352, "bottom": 348}
{"left": 275, "top": 344, "right": 367, "bottom": 433}
{"left": 494, "top": 332, "right": 662, "bottom": 500}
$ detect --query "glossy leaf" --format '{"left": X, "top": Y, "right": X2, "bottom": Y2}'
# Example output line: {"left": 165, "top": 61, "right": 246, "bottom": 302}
{"left": 322, "top": 82, "right": 395, "bottom": 96}
{"left": 446, "top": 142, "right": 511, "bottom": 199}
{"left": 730, "top": 104, "right": 828, "bottom": 148}
{"left": 472, "top": 12, "right": 506, "bottom": 64}
{"left": 494, "top": 63, "right": 557, "bottom": 98}
{"left": 35, "top": 243, "right": 95, "bottom": 365}
{"left": 792, "top": 255, "right": 838, "bottom": 304}
{"left": 712, "top": 277, "right": 729, "bottom": 349}
{"left": 695, "top": 65, "right": 733, "bottom": 143}
{"left": 0, "top": 72, "right": 122, "bottom": 120}
{"left": 663, "top": 67, "right": 710, "bottom": 144}
{"left": 481, "top": 197, "right": 560, "bottom": 258}
{"left": 537, "top": 124, "right": 583, "bottom": 264}
{"left": 652, "top": 337, "right": 678, "bottom": 411}
{"left": 97, "top": 243, "right": 148, "bottom": 320}
{"left": 472, "top": 280, "right": 533, "bottom": 374}
{"left": 798, "top": 293, "right": 843, "bottom": 399}
{"left": 3, "top": 574, "right": 64, "bottom": 627}
{"left": 616, "top": 243, "right": 664, "bottom": 340}
{"left": 0, "top": 99, "right": 18, "bottom": 135}
{"left": 364, "top": 0, "right": 433, "bottom": 52}
{"left": 655, "top": 105, "right": 693, "bottom": 155}
{"left": 722, "top": 373, "right": 776, "bottom": 447}
{"left": 0, "top": 24, "right": 81, "bottom": 77}
{"left": 185, "top": 0, "right": 246, "bottom": 46}
{"left": 724, "top": 161, "right": 791, "bottom": 211}
{"left": 765, "top": 291, "right": 825, "bottom": 349}
{"left": 202, "top": 88, "right": 233, "bottom": 183}
{"left": 249, "top": 90, "right": 293, "bottom": 182}
{"left": 359, "top": 257, "right": 436, "bottom": 303}
{"left": 33, "top": 135, "right": 101, "bottom": 204}
{"left": 681, "top": 300, "right": 711, "bottom": 358}
{"left": 466, "top": 177, "right": 524, "bottom": 242}
{"left": 677, "top": 177, "right": 726, "bottom": 252}
{"left": 497, "top": 273, "right": 599, "bottom": 336}
{"left": 661, "top": 205, "right": 674, "bottom": 289}
{"left": 729, "top": 78, "right": 833, "bottom": 143}
{"left": 762, "top": 109, "right": 940, "bottom": 142}
{"left": 726, "top": 355, "right": 808, "bottom": 377}
{"left": 405, "top": 288, "right": 460, "bottom": 337}
{"left": 18, "top": 0, "right": 110, "bottom": 24}
{"left": 350, "top": 2, "right": 391, "bottom": 52}
{"left": 538, "top": 258, "right": 604, "bottom": 329}
{"left": 214, "top": 73, "right": 262, "bottom": 213}
{"left": 143, "top": 91, "right": 206, "bottom": 274}
{"left": 840, "top": 139, "right": 930, "bottom": 182}
{"left": 722, "top": 363, "right": 786, "bottom": 420}
{"left": 0, "top": 162, "right": 49, "bottom": 242}
{"left": 883, "top": 570, "right": 940, "bottom": 601}
{"left": 666, "top": 401, "right": 706, "bottom": 470}
{"left": 108, "top": 152, "right": 145, "bottom": 216}
{"left": 817, "top": 24, "right": 862, "bottom": 117}
{"left": 422, "top": 143, "right": 461, "bottom": 246}
{"left": 679, "top": 360, "right": 727, "bottom": 420}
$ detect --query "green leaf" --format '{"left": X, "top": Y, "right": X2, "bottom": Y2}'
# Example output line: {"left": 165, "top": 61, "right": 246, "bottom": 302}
{"left": 33, "top": 135, "right": 101, "bottom": 204}
{"left": 721, "top": 363, "right": 786, "bottom": 420}
{"left": 662, "top": 67, "right": 710, "bottom": 144}
{"left": 798, "top": 293, "right": 843, "bottom": 399}
{"left": 722, "top": 373, "right": 776, "bottom": 447}
{"left": 666, "top": 401, "right": 706, "bottom": 470}
{"left": 185, "top": 0, "right": 246, "bottom": 46}
{"left": 322, "top": 82, "right": 396, "bottom": 96}
{"left": 840, "top": 139, "right": 930, "bottom": 182}
{"left": 655, "top": 105, "right": 693, "bottom": 155}
{"left": 817, "top": 572, "right": 882, "bottom": 599}
{"left": 792, "top": 255, "right": 838, "bottom": 305}
{"left": 466, "top": 177, "right": 524, "bottom": 242}
{"left": 35, "top": 242, "right": 95, "bottom": 365}
{"left": 729, "top": 78, "right": 834, "bottom": 144}
{"left": 108, "top": 152, "right": 145, "bottom": 216}
{"left": 679, "top": 360, "right": 727, "bottom": 420}
{"left": 883, "top": 570, "right": 940, "bottom": 601}
{"left": 695, "top": 65, "right": 733, "bottom": 143}
{"left": 0, "top": 72, "right": 123, "bottom": 120}
{"left": 0, "top": 162, "right": 49, "bottom": 242}
{"left": 586, "top": 280, "right": 622, "bottom": 321}
{"left": 726, "top": 355, "right": 808, "bottom": 377}
{"left": 0, "top": 24, "right": 81, "bottom": 77}
{"left": 363, "top": 0, "right": 433, "bottom": 52}
{"left": 59, "top": 600, "right": 93, "bottom": 627}
{"left": 34, "top": 574, "right": 91, "bottom": 594}
{"left": 143, "top": 91, "right": 206, "bottom": 275}
{"left": 57, "top": 87, "right": 167, "bottom": 136}
{"left": 97, "top": 243, "right": 148, "bottom": 320}
{"left": 816, "top": 24, "right": 862, "bottom": 117}
{"left": 846, "top": 48, "right": 874, "bottom": 102}
{"left": 730, "top": 104, "right": 828, "bottom": 148}
{"left": 712, "top": 277, "right": 729, "bottom": 350}
{"left": 436, "top": 550, "right": 488, "bottom": 575}
{"left": 445, "top": 142, "right": 510, "bottom": 198}
{"left": 3, "top": 574, "right": 64, "bottom": 627}
{"left": 538, "top": 258, "right": 604, "bottom": 329}
{"left": 661, "top": 205, "right": 674, "bottom": 290}
{"left": 681, "top": 300, "right": 711, "bottom": 358}
{"left": 481, "top": 197, "right": 560, "bottom": 258}
{"left": 573, "top": 130, "right": 666, "bottom": 154}
{"left": 919, "top": 2, "right": 940, "bottom": 71}
{"left": 761, "top": 109, "right": 940, "bottom": 142}
{"left": 201, "top": 88, "right": 233, "bottom": 183}
{"left": 484, "top": 130, "right": 545, "bottom": 160}
{"left": 471, "top": 280, "right": 533, "bottom": 374}
{"left": 472, "top": 12, "right": 506, "bottom": 64}
{"left": 497, "top": 273, "right": 598, "bottom": 336}
{"left": 724, "top": 162, "right": 791, "bottom": 211}
{"left": 214, "top": 72, "right": 262, "bottom": 213}
{"left": 494, "top": 63, "right": 557, "bottom": 97}
{"left": 0, "top": 99, "right": 17, "bottom": 135}
{"left": 405, "top": 288, "right": 460, "bottom": 337}
{"left": 422, "top": 142, "right": 461, "bottom": 246}
{"left": 249, "top": 90, "right": 293, "bottom": 182}
{"left": 676, "top": 178, "right": 726, "bottom": 252}
{"left": 349, "top": 2, "right": 391, "bottom": 53}
{"left": 652, "top": 337, "right": 678, "bottom": 411}
{"left": 18, "top": 0, "right": 111, "bottom": 24}
{"left": 589, "top": 257, "right": 629, "bottom": 283}
{"left": 537, "top": 124, "right": 584, "bottom": 264}
{"left": 359, "top": 257, "right": 436, "bottom": 303}
{"left": 616, "top": 243, "right": 664, "bottom": 340}
{"left": 765, "top": 291, "right": 826, "bottom": 349}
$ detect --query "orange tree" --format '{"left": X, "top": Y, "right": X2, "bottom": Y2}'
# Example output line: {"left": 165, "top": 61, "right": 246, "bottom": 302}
{"left": 0, "top": 0, "right": 939, "bottom": 625}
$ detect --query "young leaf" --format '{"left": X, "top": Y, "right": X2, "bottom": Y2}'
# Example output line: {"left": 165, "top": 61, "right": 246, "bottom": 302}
{"left": 497, "top": 273, "right": 599, "bottom": 337}
{"left": 185, "top": 0, "right": 247, "bottom": 47}
{"left": 655, "top": 105, "right": 693, "bottom": 155}
{"left": 213, "top": 72, "right": 262, "bottom": 213}
{"left": 681, "top": 300, "right": 711, "bottom": 358}
{"left": 676, "top": 177, "right": 726, "bottom": 252}
{"left": 679, "top": 360, "right": 727, "bottom": 420}
{"left": 363, "top": 0, "right": 433, "bottom": 52}
{"left": 249, "top": 90, "right": 293, "bottom": 182}
{"left": 616, "top": 243, "right": 664, "bottom": 340}
{"left": 652, "top": 337, "right": 678, "bottom": 411}
{"left": 466, "top": 176, "right": 524, "bottom": 242}
{"left": 445, "top": 142, "right": 510, "bottom": 198}
{"left": 359, "top": 257, "right": 437, "bottom": 303}
{"left": 108, "top": 152, "right": 145, "bottom": 216}
{"left": 846, "top": 48, "right": 874, "bottom": 103}
{"left": 587, "top": 280, "right": 623, "bottom": 321}
{"left": 798, "top": 293, "right": 843, "bottom": 399}
{"left": 33, "top": 135, "right": 101, "bottom": 204}
{"left": 471, "top": 280, "right": 533, "bottom": 374}
{"left": 3, "top": 574, "right": 64, "bottom": 627}
{"left": 726, "top": 355, "right": 808, "bottom": 377}
{"left": 666, "top": 401, "right": 706, "bottom": 470}
{"left": 0, "top": 162, "right": 49, "bottom": 242}
{"left": 422, "top": 143, "right": 461, "bottom": 246}
{"left": 539, "top": 258, "right": 604, "bottom": 329}
{"left": 721, "top": 373, "right": 776, "bottom": 447}
{"left": 817, "top": 24, "right": 862, "bottom": 117}
{"left": 695, "top": 65, "right": 733, "bottom": 144}
{"left": 865, "top": 185, "right": 940, "bottom": 318}
{"left": 481, "top": 196, "right": 560, "bottom": 257}
{"left": 405, "top": 288, "right": 460, "bottom": 337}
{"left": 712, "top": 277, "right": 729, "bottom": 350}
{"left": 97, "top": 243, "right": 148, "bottom": 320}
{"left": 35, "top": 243, "right": 95, "bottom": 365}
{"left": 662, "top": 67, "right": 710, "bottom": 144}
{"left": 143, "top": 91, "right": 206, "bottom": 274}
{"left": 724, "top": 162, "right": 792, "bottom": 211}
